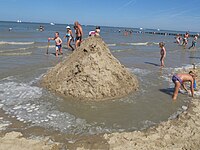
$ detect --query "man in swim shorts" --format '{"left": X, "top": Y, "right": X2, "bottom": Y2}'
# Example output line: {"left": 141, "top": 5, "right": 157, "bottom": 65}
{"left": 172, "top": 71, "right": 196, "bottom": 100}
{"left": 74, "top": 21, "right": 83, "bottom": 48}
{"left": 182, "top": 32, "right": 189, "bottom": 48}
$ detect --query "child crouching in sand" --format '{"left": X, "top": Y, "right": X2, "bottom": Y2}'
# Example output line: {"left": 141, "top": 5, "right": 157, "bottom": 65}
{"left": 48, "top": 32, "right": 63, "bottom": 57}
{"left": 159, "top": 42, "right": 166, "bottom": 67}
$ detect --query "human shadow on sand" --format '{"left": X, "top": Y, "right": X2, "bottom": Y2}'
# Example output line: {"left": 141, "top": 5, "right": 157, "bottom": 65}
{"left": 159, "top": 88, "right": 174, "bottom": 96}
{"left": 50, "top": 52, "right": 63, "bottom": 56}
{"left": 189, "top": 56, "right": 200, "bottom": 59}
{"left": 145, "top": 62, "right": 160, "bottom": 66}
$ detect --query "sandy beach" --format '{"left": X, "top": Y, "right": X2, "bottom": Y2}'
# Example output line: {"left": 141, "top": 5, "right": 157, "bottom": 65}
{"left": 0, "top": 131, "right": 60, "bottom": 150}
{"left": 0, "top": 67, "right": 199, "bottom": 150}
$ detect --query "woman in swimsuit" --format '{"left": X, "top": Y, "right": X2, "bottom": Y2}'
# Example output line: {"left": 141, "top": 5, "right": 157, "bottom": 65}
{"left": 64, "top": 26, "right": 74, "bottom": 51}
{"left": 172, "top": 71, "right": 196, "bottom": 100}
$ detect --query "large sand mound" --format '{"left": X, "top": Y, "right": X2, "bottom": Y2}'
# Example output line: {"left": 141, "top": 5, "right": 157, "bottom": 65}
{"left": 41, "top": 36, "right": 138, "bottom": 101}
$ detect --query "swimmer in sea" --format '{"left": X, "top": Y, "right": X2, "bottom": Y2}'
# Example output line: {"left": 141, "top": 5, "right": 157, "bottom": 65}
{"left": 48, "top": 32, "right": 63, "bottom": 57}
{"left": 64, "top": 26, "right": 74, "bottom": 51}
{"left": 74, "top": 21, "right": 83, "bottom": 48}
{"left": 159, "top": 42, "right": 166, "bottom": 67}
{"left": 172, "top": 71, "right": 197, "bottom": 100}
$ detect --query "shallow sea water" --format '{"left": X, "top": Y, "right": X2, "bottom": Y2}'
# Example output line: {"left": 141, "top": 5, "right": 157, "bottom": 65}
{"left": 0, "top": 21, "right": 200, "bottom": 143}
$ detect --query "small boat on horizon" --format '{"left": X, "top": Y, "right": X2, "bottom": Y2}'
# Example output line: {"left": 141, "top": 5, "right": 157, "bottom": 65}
{"left": 50, "top": 22, "right": 55, "bottom": 26}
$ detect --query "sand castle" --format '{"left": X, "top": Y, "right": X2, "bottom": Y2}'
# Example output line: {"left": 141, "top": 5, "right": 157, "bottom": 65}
{"left": 41, "top": 36, "right": 138, "bottom": 101}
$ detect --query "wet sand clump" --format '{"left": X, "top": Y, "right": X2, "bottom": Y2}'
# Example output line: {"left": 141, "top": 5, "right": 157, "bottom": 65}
{"left": 41, "top": 37, "right": 138, "bottom": 101}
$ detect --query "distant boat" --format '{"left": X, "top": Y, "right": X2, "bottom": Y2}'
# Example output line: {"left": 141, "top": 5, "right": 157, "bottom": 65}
{"left": 50, "top": 22, "right": 55, "bottom": 26}
{"left": 17, "top": 20, "right": 22, "bottom": 23}
{"left": 140, "top": 28, "right": 143, "bottom": 30}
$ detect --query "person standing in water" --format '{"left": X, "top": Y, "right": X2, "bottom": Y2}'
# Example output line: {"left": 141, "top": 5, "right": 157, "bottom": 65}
{"left": 172, "top": 71, "right": 197, "bottom": 100}
{"left": 159, "top": 42, "right": 166, "bottom": 67}
{"left": 175, "top": 34, "right": 182, "bottom": 45}
{"left": 182, "top": 32, "right": 189, "bottom": 48}
{"left": 189, "top": 34, "right": 198, "bottom": 49}
{"left": 74, "top": 21, "right": 83, "bottom": 48}
{"left": 48, "top": 32, "right": 63, "bottom": 57}
{"left": 64, "top": 26, "right": 74, "bottom": 51}
{"left": 89, "top": 26, "right": 101, "bottom": 37}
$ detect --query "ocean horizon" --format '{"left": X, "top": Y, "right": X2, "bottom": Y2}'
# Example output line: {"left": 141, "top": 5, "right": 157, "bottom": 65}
{"left": 0, "top": 20, "right": 199, "bottom": 35}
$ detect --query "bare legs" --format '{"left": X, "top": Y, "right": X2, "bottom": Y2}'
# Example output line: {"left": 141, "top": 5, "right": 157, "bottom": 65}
{"left": 172, "top": 81, "right": 181, "bottom": 100}
{"left": 67, "top": 40, "right": 74, "bottom": 51}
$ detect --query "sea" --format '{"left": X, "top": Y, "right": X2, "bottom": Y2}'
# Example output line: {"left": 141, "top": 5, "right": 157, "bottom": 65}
{"left": 0, "top": 21, "right": 200, "bottom": 142}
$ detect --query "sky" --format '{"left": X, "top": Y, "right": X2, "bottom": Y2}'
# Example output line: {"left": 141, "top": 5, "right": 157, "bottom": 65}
{"left": 0, "top": 0, "right": 200, "bottom": 32}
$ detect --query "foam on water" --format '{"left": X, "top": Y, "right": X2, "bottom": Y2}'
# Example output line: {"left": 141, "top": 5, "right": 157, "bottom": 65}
{"left": 161, "top": 64, "right": 200, "bottom": 86}
{"left": 0, "top": 79, "right": 119, "bottom": 134}
{"left": 0, "top": 47, "right": 33, "bottom": 53}
{"left": 0, "top": 41, "right": 35, "bottom": 45}
{"left": 111, "top": 49, "right": 133, "bottom": 53}
{"left": 37, "top": 45, "right": 55, "bottom": 49}
{"left": 0, "top": 52, "right": 32, "bottom": 56}
{"left": 128, "top": 68, "right": 152, "bottom": 76}
{"left": 108, "top": 42, "right": 158, "bottom": 47}
{"left": 0, "top": 120, "right": 11, "bottom": 131}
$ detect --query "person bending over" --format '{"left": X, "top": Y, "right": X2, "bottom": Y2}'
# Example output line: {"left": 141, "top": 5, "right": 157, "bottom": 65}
{"left": 172, "top": 71, "right": 197, "bottom": 100}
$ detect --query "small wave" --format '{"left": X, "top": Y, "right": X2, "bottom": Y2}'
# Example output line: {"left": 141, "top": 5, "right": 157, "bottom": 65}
{"left": 140, "top": 120, "right": 156, "bottom": 130}
{"left": 107, "top": 44, "right": 117, "bottom": 47}
{"left": 37, "top": 45, "right": 55, "bottom": 49}
{"left": 111, "top": 49, "right": 128, "bottom": 52}
{"left": 0, "top": 47, "right": 32, "bottom": 53}
{"left": 108, "top": 42, "right": 158, "bottom": 47}
{"left": 129, "top": 42, "right": 148, "bottom": 46}
{"left": 0, "top": 80, "right": 90, "bottom": 134}
{"left": 168, "top": 106, "right": 188, "bottom": 120}
{"left": 0, "top": 81, "right": 42, "bottom": 104}
{"left": 0, "top": 52, "right": 32, "bottom": 56}
{"left": 128, "top": 68, "right": 152, "bottom": 75}
{"left": 0, "top": 41, "right": 35, "bottom": 45}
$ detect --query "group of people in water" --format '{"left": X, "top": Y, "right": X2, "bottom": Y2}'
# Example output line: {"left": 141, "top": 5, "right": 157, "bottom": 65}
{"left": 159, "top": 32, "right": 198, "bottom": 100}
{"left": 175, "top": 32, "right": 199, "bottom": 49}
{"left": 47, "top": 24, "right": 198, "bottom": 101}
{"left": 48, "top": 21, "right": 83, "bottom": 57}
{"left": 48, "top": 21, "right": 101, "bottom": 57}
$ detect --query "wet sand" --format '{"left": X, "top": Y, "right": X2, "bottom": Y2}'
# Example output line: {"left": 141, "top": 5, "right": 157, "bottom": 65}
{"left": 0, "top": 132, "right": 60, "bottom": 150}
{"left": 1, "top": 67, "right": 200, "bottom": 149}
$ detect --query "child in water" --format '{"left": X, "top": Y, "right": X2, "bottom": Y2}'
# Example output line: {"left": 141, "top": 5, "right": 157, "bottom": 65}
{"left": 48, "top": 32, "right": 63, "bottom": 57}
{"left": 159, "top": 42, "right": 166, "bottom": 67}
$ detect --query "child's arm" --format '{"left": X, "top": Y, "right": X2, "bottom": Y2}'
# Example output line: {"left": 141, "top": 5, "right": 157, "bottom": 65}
{"left": 48, "top": 37, "right": 54, "bottom": 41}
